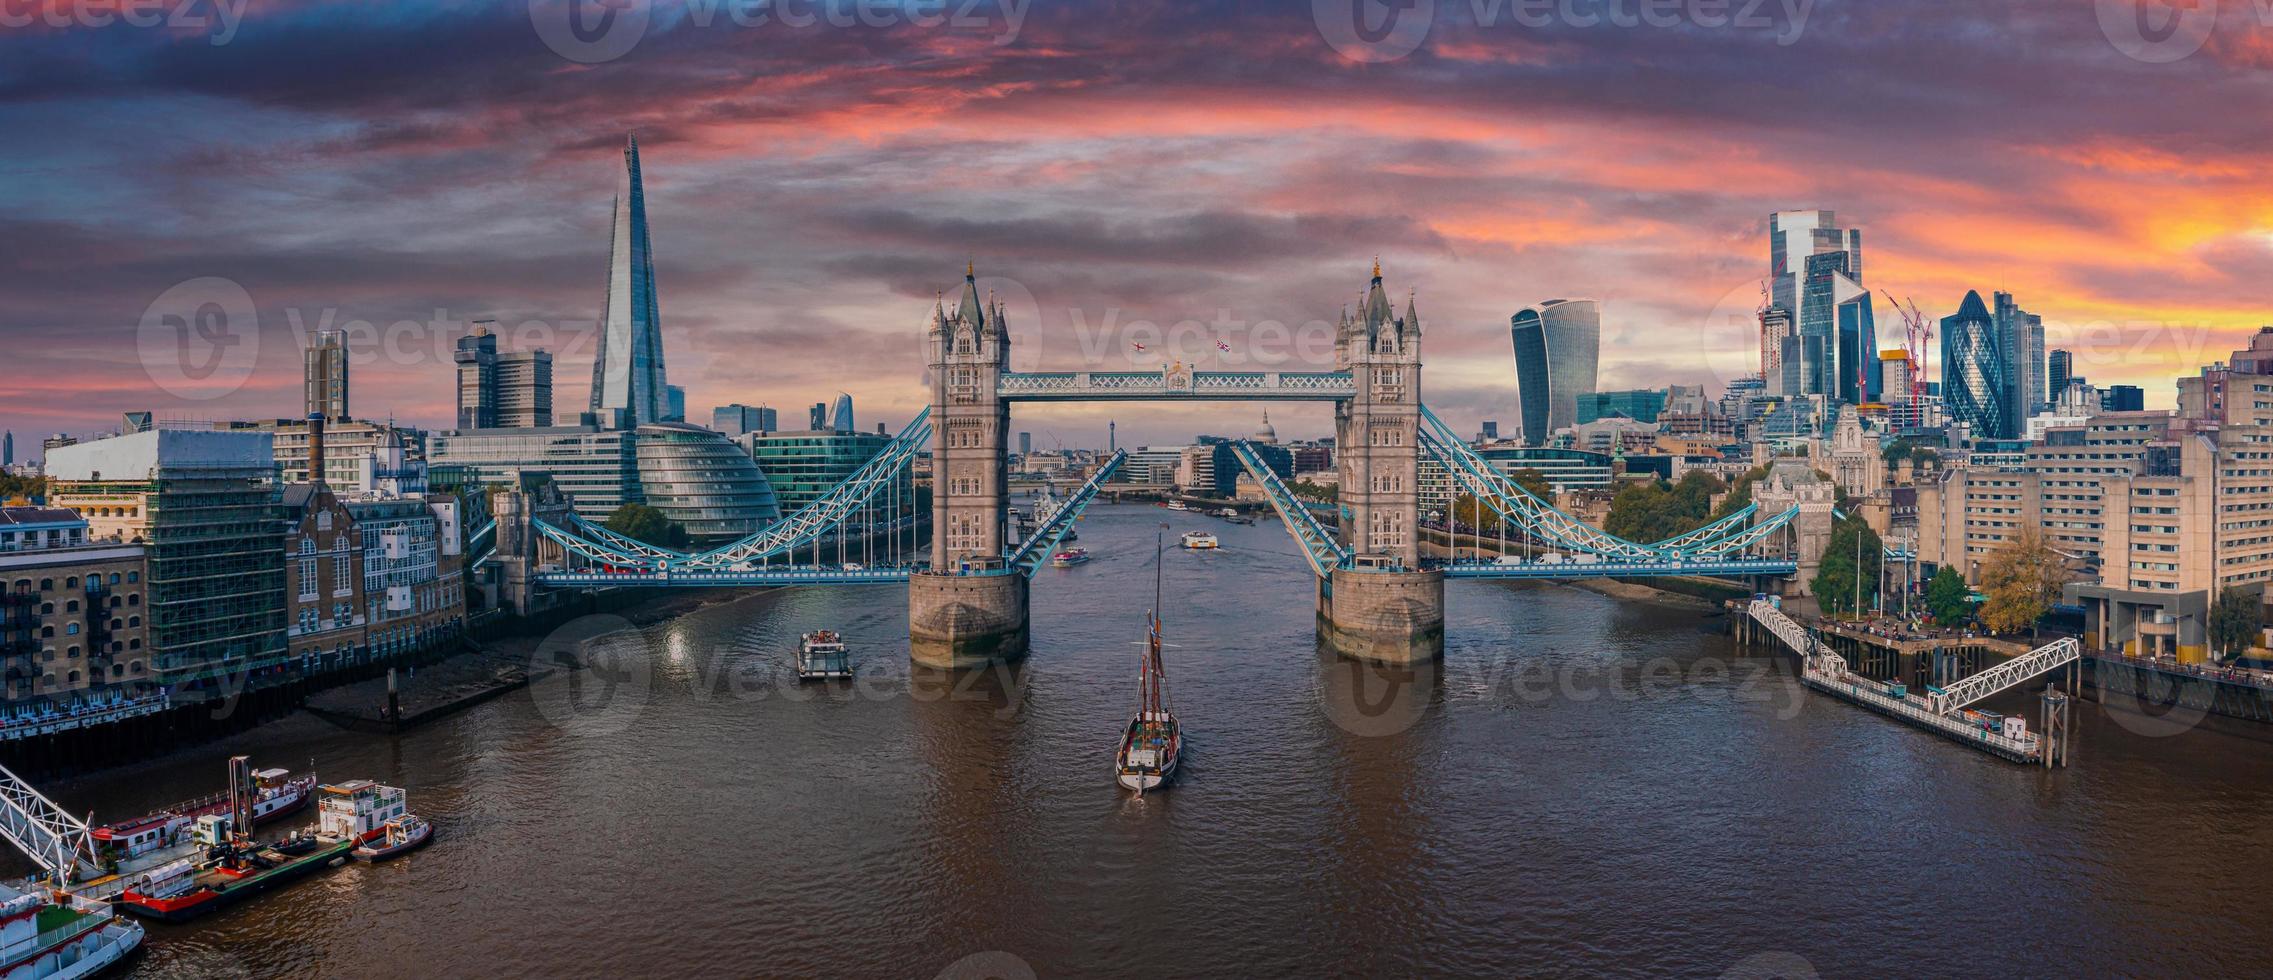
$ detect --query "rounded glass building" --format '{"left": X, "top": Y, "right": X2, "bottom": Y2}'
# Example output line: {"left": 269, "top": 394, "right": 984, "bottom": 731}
{"left": 634, "top": 423, "right": 780, "bottom": 542}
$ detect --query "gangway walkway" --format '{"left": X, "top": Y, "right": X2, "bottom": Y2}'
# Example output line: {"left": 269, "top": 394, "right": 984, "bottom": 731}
{"left": 1745, "top": 601, "right": 2070, "bottom": 765}
{"left": 0, "top": 759, "right": 96, "bottom": 883}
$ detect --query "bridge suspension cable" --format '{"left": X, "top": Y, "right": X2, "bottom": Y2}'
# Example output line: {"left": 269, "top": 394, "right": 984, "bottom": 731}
{"left": 1416, "top": 405, "right": 1793, "bottom": 563}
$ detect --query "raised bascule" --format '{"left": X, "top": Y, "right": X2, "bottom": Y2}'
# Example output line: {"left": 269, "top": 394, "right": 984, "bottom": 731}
{"left": 492, "top": 263, "right": 1808, "bottom": 668}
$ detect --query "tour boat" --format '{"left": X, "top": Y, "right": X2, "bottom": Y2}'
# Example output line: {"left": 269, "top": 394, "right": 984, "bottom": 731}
{"left": 89, "top": 764, "right": 315, "bottom": 880}
{"left": 116, "top": 780, "right": 406, "bottom": 923}
{"left": 1215, "top": 507, "right": 1239, "bottom": 518}
{"left": 352, "top": 815, "right": 434, "bottom": 862}
{"left": 1116, "top": 528, "right": 1182, "bottom": 794}
{"left": 796, "top": 630, "right": 852, "bottom": 681}
{"left": 1049, "top": 548, "right": 1091, "bottom": 568}
{"left": 1165, "top": 500, "right": 1189, "bottom": 512}
{"left": 1180, "top": 530, "right": 1219, "bottom": 550}
{"left": 0, "top": 882, "right": 142, "bottom": 980}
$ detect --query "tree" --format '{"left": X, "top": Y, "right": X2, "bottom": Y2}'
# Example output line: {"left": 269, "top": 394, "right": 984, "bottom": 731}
{"left": 603, "top": 502, "right": 688, "bottom": 549}
{"left": 1810, "top": 515, "right": 1884, "bottom": 617}
{"left": 1710, "top": 463, "right": 1771, "bottom": 521}
{"left": 1924, "top": 567, "right": 1973, "bottom": 626}
{"left": 1290, "top": 479, "right": 1337, "bottom": 504}
{"left": 1507, "top": 468, "right": 1552, "bottom": 500}
{"left": 1976, "top": 527, "right": 2065, "bottom": 636}
{"left": 2210, "top": 587, "right": 2264, "bottom": 663}
{"left": 1603, "top": 471, "right": 1725, "bottom": 544}
{"left": 0, "top": 473, "right": 44, "bottom": 503}
{"left": 1450, "top": 493, "right": 1500, "bottom": 535}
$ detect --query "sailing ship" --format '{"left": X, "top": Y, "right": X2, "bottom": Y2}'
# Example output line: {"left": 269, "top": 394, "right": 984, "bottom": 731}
{"left": 1116, "top": 527, "right": 1182, "bottom": 794}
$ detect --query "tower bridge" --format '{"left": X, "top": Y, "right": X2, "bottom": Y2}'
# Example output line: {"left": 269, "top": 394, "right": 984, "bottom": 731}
{"left": 489, "top": 263, "right": 1812, "bottom": 667}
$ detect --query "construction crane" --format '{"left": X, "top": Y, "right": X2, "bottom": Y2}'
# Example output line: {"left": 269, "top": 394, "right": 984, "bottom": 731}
{"left": 1881, "top": 291, "right": 1932, "bottom": 411}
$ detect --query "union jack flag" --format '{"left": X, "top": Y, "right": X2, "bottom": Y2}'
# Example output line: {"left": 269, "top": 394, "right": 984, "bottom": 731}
{"left": 1216, "top": 341, "right": 1232, "bottom": 352}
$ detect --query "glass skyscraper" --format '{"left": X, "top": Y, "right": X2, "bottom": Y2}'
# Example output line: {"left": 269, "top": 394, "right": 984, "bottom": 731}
{"left": 590, "top": 135, "right": 669, "bottom": 429}
{"left": 1994, "top": 290, "right": 2045, "bottom": 428}
{"left": 1941, "top": 290, "right": 2009, "bottom": 439}
{"left": 1769, "top": 210, "right": 1874, "bottom": 404}
{"left": 1510, "top": 299, "right": 1602, "bottom": 446}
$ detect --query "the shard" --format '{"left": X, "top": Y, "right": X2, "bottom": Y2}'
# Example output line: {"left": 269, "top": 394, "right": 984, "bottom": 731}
{"left": 590, "top": 134, "right": 668, "bottom": 429}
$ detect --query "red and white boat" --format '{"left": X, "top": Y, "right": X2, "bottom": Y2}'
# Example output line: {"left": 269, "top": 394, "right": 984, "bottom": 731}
{"left": 352, "top": 815, "right": 434, "bottom": 862}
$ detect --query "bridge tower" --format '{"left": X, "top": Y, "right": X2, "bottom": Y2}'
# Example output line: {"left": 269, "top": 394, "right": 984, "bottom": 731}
{"left": 908, "top": 267, "right": 1029, "bottom": 668}
{"left": 1322, "top": 263, "right": 1444, "bottom": 664}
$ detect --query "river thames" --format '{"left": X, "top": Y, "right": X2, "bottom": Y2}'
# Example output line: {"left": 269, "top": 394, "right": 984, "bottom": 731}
{"left": 33, "top": 504, "right": 2273, "bottom": 977}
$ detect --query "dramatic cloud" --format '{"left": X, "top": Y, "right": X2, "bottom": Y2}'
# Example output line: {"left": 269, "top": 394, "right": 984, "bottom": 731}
{"left": 2, "top": 0, "right": 2269, "bottom": 447}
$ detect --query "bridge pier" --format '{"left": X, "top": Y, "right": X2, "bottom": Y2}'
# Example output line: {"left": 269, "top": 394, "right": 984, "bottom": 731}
{"left": 908, "top": 572, "right": 1029, "bottom": 669}
{"left": 1318, "top": 568, "right": 1444, "bottom": 665}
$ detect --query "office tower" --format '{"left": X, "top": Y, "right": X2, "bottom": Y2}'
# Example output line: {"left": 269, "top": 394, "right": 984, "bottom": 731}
{"left": 665, "top": 385, "right": 686, "bottom": 423}
{"left": 1575, "top": 389, "right": 1665, "bottom": 425}
{"left": 455, "top": 325, "right": 499, "bottom": 429}
{"left": 2049, "top": 349, "right": 2075, "bottom": 399}
{"left": 1480, "top": 420, "right": 1498, "bottom": 442}
{"left": 1941, "top": 290, "right": 2009, "bottom": 439}
{"left": 1018, "top": 431, "right": 1032, "bottom": 455}
{"left": 2102, "top": 385, "right": 2145, "bottom": 412}
{"left": 496, "top": 349, "right": 554, "bottom": 428}
{"left": 121, "top": 412, "right": 153, "bottom": 434}
{"left": 711, "top": 404, "right": 778, "bottom": 436}
{"left": 1767, "top": 210, "right": 1872, "bottom": 402}
{"left": 589, "top": 135, "right": 669, "bottom": 429}
{"left": 1760, "top": 306, "right": 1792, "bottom": 396}
{"left": 830, "top": 393, "right": 855, "bottom": 433}
{"left": 458, "top": 325, "right": 554, "bottom": 429}
{"left": 2, "top": 431, "right": 12, "bottom": 468}
{"left": 1994, "top": 291, "right": 2045, "bottom": 429}
{"left": 1509, "top": 298, "right": 1601, "bottom": 446}
{"left": 808, "top": 402, "right": 828, "bottom": 431}
{"left": 303, "top": 328, "right": 350, "bottom": 421}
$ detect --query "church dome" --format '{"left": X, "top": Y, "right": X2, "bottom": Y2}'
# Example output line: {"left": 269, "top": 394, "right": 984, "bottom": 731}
{"left": 1252, "top": 412, "right": 1278, "bottom": 445}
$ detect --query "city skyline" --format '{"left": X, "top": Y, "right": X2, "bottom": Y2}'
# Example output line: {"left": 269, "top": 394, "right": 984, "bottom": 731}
{"left": 5, "top": 2, "right": 2271, "bottom": 445}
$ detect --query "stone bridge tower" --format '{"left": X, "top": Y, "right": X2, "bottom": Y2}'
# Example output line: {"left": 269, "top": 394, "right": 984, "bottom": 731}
{"left": 1321, "top": 263, "right": 1443, "bottom": 664}
{"left": 908, "top": 267, "right": 1027, "bottom": 668}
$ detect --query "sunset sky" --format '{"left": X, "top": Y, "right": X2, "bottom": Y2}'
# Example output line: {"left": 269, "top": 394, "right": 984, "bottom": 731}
{"left": 5, "top": 0, "right": 2271, "bottom": 451}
